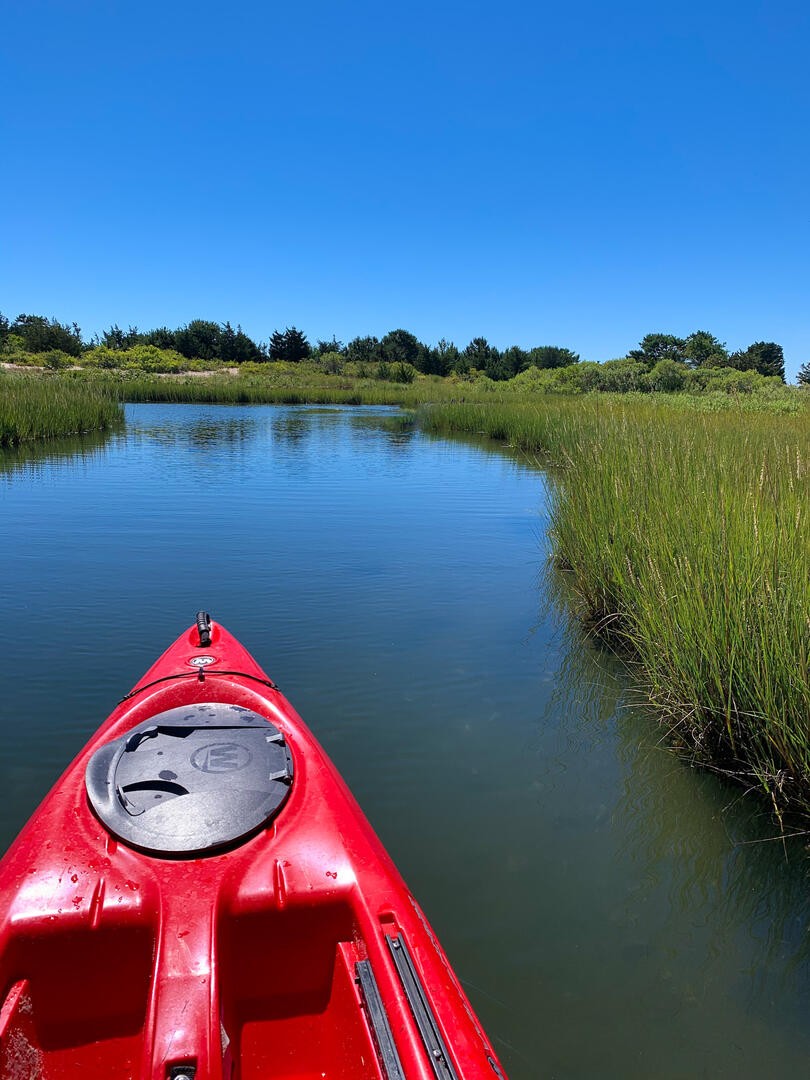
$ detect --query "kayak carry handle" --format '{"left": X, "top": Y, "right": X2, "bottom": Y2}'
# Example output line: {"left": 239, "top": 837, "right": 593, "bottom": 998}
{"left": 195, "top": 611, "right": 212, "bottom": 647}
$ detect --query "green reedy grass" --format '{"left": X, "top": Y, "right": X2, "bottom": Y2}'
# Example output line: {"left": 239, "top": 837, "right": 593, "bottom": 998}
{"left": 0, "top": 371, "right": 124, "bottom": 446}
{"left": 421, "top": 395, "right": 810, "bottom": 816}
{"left": 5, "top": 367, "right": 809, "bottom": 814}
{"left": 71, "top": 368, "right": 484, "bottom": 408}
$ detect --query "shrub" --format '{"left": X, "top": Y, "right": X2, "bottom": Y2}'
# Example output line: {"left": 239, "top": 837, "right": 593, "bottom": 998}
{"left": 318, "top": 351, "right": 345, "bottom": 375}
{"left": 1, "top": 347, "right": 39, "bottom": 366}
{"left": 598, "top": 359, "right": 649, "bottom": 393}
{"left": 120, "top": 345, "right": 188, "bottom": 373}
{"left": 390, "top": 362, "right": 417, "bottom": 384}
{"left": 509, "top": 366, "right": 558, "bottom": 392}
{"left": 647, "top": 358, "right": 689, "bottom": 392}
{"left": 555, "top": 362, "right": 603, "bottom": 393}
{"left": 42, "top": 350, "right": 73, "bottom": 370}
{"left": 81, "top": 346, "right": 122, "bottom": 369}
{"left": 687, "top": 367, "right": 775, "bottom": 394}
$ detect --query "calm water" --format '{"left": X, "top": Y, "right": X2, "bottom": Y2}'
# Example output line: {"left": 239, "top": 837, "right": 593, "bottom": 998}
{"left": 2, "top": 403, "right": 810, "bottom": 1078}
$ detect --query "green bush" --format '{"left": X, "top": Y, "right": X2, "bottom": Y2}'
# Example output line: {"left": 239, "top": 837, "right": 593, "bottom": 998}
{"left": 647, "top": 358, "right": 689, "bottom": 392}
{"left": 2, "top": 334, "right": 28, "bottom": 356}
{"left": 237, "top": 361, "right": 269, "bottom": 377}
{"left": 318, "top": 351, "right": 345, "bottom": 375}
{"left": 509, "top": 366, "right": 558, "bottom": 392}
{"left": 82, "top": 344, "right": 189, "bottom": 374}
{"left": 81, "top": 346, "right": 122, "bottom": 369}
{"left": 1, "top": 347, "right": 39, "bottom": 366}
{"left": 42, "top": 350, "right": 74, "bottom": 370}
{"left": 390, "top": 362, "right": 417, "bottom": 384}
{"left": 598, "top": 358, "right": 649, "bottom": 393}
{"left": 553, "top": 362, "right": 603, "bottom": 393}
{"left": 687, "top": 367, "right": 774, "bottom": 394}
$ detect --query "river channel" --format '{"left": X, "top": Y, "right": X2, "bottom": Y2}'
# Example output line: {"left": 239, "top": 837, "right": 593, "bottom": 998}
{"left": 2, "top": 403, "right": 809, "bottom": 1078}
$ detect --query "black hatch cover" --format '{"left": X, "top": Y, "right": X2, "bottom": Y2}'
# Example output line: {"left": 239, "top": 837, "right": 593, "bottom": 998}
{"left": 85, "top": 702, "right": 293, "bottom": 855}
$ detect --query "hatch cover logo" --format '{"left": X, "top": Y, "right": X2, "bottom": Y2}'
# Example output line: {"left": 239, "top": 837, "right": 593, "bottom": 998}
{"left": 188, "top": 655, "right": 216, "bottom": 668}
{"left": 191, "top": 743, "right": 251, "bottom": 773}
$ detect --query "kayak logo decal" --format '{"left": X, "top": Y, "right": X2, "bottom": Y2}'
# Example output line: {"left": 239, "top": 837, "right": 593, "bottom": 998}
{"left": 191, "top": 743, "right": 251, "bottom": 773}
{"left": 188, "top": 655, "right": 216, "bottom": 668}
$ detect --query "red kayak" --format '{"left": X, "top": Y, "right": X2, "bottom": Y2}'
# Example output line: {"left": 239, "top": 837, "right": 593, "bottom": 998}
{"left": 0, "top": 615, "right": 507, "bottom": 1079}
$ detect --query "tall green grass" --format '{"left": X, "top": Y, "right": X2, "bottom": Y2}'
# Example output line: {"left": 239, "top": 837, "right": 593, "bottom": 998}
{"left": 0, "top": 372, "right": 124, "bottom": 446}
{"left": 5, "top": 367, "right": 809, "bottom": 813}
{"left": 422, "top": 396, "right": 810, "bottom": 816}
{"left": 71, "top": 369, "right": 477, "bottom": 408}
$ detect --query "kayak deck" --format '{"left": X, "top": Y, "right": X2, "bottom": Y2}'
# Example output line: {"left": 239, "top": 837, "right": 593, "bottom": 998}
{"left": 0, "top": 618, "right": 507, "bottom": 1079}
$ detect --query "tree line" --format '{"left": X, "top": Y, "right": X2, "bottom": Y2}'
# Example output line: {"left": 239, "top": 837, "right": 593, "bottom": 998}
{"left": 0, "top": 311, "right": 799, "bottom": 383}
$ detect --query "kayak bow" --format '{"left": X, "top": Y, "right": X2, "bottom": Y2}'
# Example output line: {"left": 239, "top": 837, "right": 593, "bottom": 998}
{"left": 0, "top": 615, "right": 507, "bottom": 1080}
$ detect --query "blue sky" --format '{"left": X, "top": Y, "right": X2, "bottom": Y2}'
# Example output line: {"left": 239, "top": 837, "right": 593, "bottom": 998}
{"left": 1, "top": 0, "right": 808, "bottom": 379}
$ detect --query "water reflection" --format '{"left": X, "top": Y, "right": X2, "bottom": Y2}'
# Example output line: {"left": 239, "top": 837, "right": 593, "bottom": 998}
{"left": 2, "top": 403, "right": 809, "bottom": 1078}
{"left": 349, "top": 412, "right": 417, "bottom": 451}
{"left": 271, "top": 411, "right": 312, "bottom": 445}
{"left": 0, "top": 429, "right": 116, "bottom": 480}
{"left": 527, "top": 580, "right": 810, "bottom": 1071}
{"left": 612, "top": 702, "right": 810, "bottom": 998}
{"left": 546, "top": 557, "right": 810, "bottom": 971}
{"left": 130, "top": 415, "right": 259, "bottom": 447}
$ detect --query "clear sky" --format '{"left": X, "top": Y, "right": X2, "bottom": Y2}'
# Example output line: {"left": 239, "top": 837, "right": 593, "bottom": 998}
{"left": 1, "top": 0, "right": 808, "bottom": 380}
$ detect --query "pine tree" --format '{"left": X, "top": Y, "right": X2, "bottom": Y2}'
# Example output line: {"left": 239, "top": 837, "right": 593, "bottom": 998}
{"left": 268, "top": 327, "right": 310, "bottom": 362}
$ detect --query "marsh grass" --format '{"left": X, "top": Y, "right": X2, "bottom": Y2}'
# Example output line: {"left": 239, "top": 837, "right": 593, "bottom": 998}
{"left": 0, "top": 371, "right": 124, "bottom": 446}
{"left": 74, "top": 369, "right": 474, "bottom": 408}
{"left": 373, "top": 411, "right": 418, "bottom": 433}
{"left": 422, "top": 396, "right": 810, "bottom": 816}
{"left": 5, "top": 367, "right": 809, "bottom": 815}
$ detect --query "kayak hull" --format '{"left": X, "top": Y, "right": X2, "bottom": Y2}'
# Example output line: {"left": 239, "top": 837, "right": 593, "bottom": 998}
{"left": 0, "top": 620, "right": 507, "bottom": 1079}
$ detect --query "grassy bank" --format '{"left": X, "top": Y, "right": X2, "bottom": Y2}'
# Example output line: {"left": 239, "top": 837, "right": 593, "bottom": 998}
{"left": 0, "top": 367, "right": 468, "bottom": 446}
{"left": 0, "top": 371, "right": 124, "bottom": 446}
{"left": 66, "top": 366, "right": 482, "bottom": 408}
{"left": 422, "top": 396, "right": 810, "bottom": 818}
{"left": 5, "top": 366, "right": 809, "bottom": 817}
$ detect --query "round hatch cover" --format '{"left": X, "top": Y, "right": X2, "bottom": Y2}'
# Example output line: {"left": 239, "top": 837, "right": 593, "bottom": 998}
{"left": 85, "top": 702, "right": 293, "bottom": 855}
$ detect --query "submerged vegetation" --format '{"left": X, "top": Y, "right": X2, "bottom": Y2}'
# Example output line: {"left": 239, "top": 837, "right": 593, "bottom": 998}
{"left": 421, "top": 397, "right": 810, "bottom": 819}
